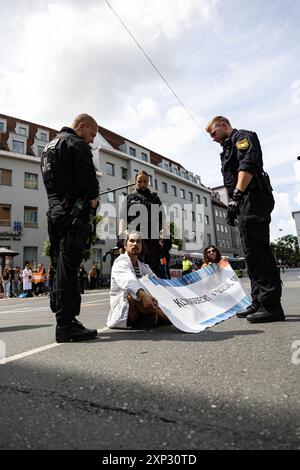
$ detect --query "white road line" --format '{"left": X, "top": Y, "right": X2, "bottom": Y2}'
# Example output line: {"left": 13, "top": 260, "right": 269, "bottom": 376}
{"left": 0, "top": 326, "right": 110, "bottom": 365}
{"left": 0, "top": 298, "right": 110, "bottom": 315}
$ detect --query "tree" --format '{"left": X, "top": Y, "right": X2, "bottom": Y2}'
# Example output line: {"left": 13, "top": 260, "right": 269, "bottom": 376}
{"left": 169, "top": 222, "right": 183, "bottom": 251}
{"left": 271, "top": 235, "right": 300, "bottom": 265}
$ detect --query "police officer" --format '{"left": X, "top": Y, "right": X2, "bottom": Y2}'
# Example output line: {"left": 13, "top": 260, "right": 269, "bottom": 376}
{"left": 206, "top": 116, "right": 285, "bottom": 323}
{"left": 41, "top": 114, "right": 99, "bottom": 342}
{"left": 119, "top": 170, "right": 163, "bottom": 276}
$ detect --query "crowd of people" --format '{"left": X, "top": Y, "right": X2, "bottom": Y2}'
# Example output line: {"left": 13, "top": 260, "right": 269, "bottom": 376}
{"left": 0, "top": 262, "right": 104, "bottom": 299}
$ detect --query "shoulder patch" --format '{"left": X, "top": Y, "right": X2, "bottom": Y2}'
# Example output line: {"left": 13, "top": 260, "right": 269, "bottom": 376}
{"left": 236, "top": 138, "right": 250, "bottom": 151}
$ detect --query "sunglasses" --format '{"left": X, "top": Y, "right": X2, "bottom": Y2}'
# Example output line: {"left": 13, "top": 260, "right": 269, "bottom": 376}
{"left": 206, "top": 249, "right": 216, "bottom": 254}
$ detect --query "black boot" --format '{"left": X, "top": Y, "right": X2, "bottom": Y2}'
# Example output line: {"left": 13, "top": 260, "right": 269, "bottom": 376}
{"left": 56, "top": 319, "right": 98, "bottom": 343}
{"left": 247, "top": 305, "right": 285, "bottom": 323}
{"left": 236, "top": 304, "right": 259, "bottom": 318}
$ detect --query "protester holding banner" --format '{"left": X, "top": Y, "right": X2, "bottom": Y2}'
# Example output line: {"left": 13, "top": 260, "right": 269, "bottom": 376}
{"left": 107, "top": 232, "right": 170, "bottom": 329}
{"left": 206, "top": 116, "right": 285, "bottom": 323}
{"left": 201, "top": 245, "right": 222, "bottom": 269}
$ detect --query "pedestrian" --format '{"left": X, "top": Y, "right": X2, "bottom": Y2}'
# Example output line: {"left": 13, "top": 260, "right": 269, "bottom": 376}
{"left": 88, "top": 265, "right": 97, "bottom": 289}
{"left": 182, "top": 256, "right": 193, "bottom": 276}
{"left": 107, "top": 231, "right": 171, "bottom": 329}
{"left": 201, "top": 245, "right": 222, "bottom": 268}
{"left": 22, "top": 264, "right": 33, "bottom": 297}
{"left": 206, "top": 116, "right": 284, "bottom": 322}
{"left": 41, "top": 113, "right": 100, "bottom": 342}
{"left": 159, "top": 238, "right": 172, "bottom": 279}
{"left": 1, "top": 267, "right": 11, "bottom": 299}
{"left": 78, "top": 264, "right": 86, "bottom": 294}
{"left": 119, "top": 170, "right": 164, "bottom": 276}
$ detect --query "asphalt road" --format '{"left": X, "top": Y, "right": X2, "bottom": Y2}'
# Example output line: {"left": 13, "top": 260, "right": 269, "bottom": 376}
{"left": 0, "top": 270, "right": 299, "bottom": 450}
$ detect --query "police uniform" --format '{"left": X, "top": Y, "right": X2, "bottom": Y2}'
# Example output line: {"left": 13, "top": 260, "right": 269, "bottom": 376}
{"left": 41, "top": 127, "right": 99, "bottom": 326}
{"left": 221, "top": 129, "right": 284, "bottom": 319}
{"left": 120, "top": 188, "right": 163, "bottom": 276}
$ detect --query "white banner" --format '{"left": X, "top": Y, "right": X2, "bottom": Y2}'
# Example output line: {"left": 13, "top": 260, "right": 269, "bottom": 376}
{"left": 139, "top": 259, "right": 251, "bottom": 333}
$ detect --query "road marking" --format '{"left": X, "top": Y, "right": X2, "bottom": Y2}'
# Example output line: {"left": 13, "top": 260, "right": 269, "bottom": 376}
{"left": 0, "top": 298, "right": 110, "bottom": 315}
{"left": 0, "top": 326, "right": 110, "bottom": 365}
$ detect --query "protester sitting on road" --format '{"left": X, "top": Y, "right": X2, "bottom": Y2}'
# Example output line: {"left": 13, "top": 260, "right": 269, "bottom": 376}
{"left": 201, "top": 245, "right": 222, "bottom": 268}
{"left": 107, "top": 231, "right": 171, "bottom": 329}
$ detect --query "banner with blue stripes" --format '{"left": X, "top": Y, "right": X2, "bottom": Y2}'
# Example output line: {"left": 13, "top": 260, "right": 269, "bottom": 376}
{"left": 139, "top": 259, "right": 251, "bottom": 333}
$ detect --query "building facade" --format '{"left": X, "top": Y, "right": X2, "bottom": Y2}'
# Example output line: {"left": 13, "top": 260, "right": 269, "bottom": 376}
{"left": 292, "top": 211, "right": 300, "bottom": 249}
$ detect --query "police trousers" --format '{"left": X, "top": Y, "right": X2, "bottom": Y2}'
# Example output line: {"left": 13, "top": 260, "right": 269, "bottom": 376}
{"left": 47, "top": 204, "right": 89, "bottom": 325}
{"left": 239, "top": 190, "right": 282, "bottom": 308}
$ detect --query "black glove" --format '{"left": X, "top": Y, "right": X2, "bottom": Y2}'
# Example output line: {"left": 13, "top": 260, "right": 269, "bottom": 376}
{"left": 226, "top": 189, "right": 244, "bottom": 226}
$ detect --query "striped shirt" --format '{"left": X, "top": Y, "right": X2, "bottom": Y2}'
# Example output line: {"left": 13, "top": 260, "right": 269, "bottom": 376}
{"left": 133, "top": 263, "right": 142, "bottom": 279}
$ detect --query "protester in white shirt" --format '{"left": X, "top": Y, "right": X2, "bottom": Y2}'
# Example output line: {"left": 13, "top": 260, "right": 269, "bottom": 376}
{"left": 107, "top": 232, "right": 170, "bottom": 329}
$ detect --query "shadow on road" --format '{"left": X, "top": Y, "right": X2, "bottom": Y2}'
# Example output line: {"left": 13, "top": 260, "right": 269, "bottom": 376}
{"left": 94, "top": 328, "right": 264, "bottom": 343}
{"left": 0, "top": 324, "right": 53, "bottom": 333}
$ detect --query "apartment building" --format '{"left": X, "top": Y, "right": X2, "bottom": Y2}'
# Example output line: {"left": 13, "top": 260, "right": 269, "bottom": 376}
{"left": 0, "top": 113, "right": 216, "bottom": 274}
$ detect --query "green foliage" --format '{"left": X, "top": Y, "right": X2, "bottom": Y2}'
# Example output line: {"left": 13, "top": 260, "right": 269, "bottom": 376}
{"left": 43, "top": 239, "right": 51, "bottom": 257}
{"left": 271, "top": 234, "right": 300, "bottom": 265}
{"left": 169, "top": 222, "right": 183, "bottom": 251}
{"left": 83, "top": 214, "right": 104, "bottom": 261}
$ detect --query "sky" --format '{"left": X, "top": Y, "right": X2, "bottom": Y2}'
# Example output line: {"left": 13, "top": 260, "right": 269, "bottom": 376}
{"left": 1, "top": 0, "right": 300, "bottom": 241}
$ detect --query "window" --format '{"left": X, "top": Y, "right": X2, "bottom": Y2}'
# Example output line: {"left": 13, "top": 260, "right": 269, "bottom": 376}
{"left": 107, "top": 191, "right": 116, "bottom": 203}
{"left": 18, "top": 126, "right": 27, "bottom": 136}
{"left": 148, "top": 175, "right": 153, "bottom": 187}
{"left": 108, "top": 217, "right": 116, "bottom": 236}
{"left": 217, "top": 223, "right": 220, "bottom": 231}
{"left": 155, "top": 179, "right": 158, "bottom": 190}
{"left": 203, "top": 196, "right": 207, "bottom": 207}
{"left": 0, "top": 122, "right": 5, "bottom": 132}
{"left": 188, "top": 191, "right": 193, "bottom": 202}
{"left": 24, "top": 247, "right": 38, "bottom": 267}
{"left": 0, "top": 169, "right": 12, "bottom": 186}
{"left": 224, "top": 226, "right": 228, "bottom": 233}
{"left": 37, "top": 145, "right": 45, "bottom": 158}
{"left": 121, "top": 167, "right": 128, "bottom": 180}
{"left": 24, "top": 207, "right": 38, "bottom": 227}
{"left": 223, "top": 211, "right": 226, "bottom": 218}
{"left": 0, "top": 204, "right": 11, "bottom": 226}
{"left": 129, "top": 147, "right": 136, "bottom": 157}
{"left": 196, "top": 195, "right": 201, "bottom": 204}
{"left": 180, "top": 189, "right": 186, "bottom": 199}
{"left": 40, "top": 132, "right": 47, "bottom": 141}
{"left": 207, "top": 234, "right": 212, "bottom": 245}
{"left": 24, "top": 173, "right": 38, "bottom": 189}
{"left": 106, "top": 162, "right": 115, "bottom": 176}
{"left": 12, "top": 140, "right": 25, "bottom": 154}
{"left": 171, "top": 185, "right": 177, "bottom": 197}
{"left": 192, "top": 211, "right": 195, "bottom": 222}
{"left": 141, "top": 152, "right": 148, "bottom": 161}
{"left": 164, "top": 164, "right": 169, "bottom": 171}
{"left": 221, "top": 225, "right": 224, "bottom": 232}
{"left": 215, "top": 209, "right": 219, "bottom": 217}
{"left": 162, "top": 182, "right": 168, "bottom": 193}
{"left": 205, "top": 215, "right": 209, "bottom": 225}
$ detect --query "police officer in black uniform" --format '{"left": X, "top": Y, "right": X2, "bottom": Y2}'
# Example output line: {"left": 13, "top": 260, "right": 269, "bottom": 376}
{"left": 119, "top": 170, "right": 163, "bottom": 276}
{"left": 41, "top": 113, "right": 99, "bottom": 342}
{"left": 206, "top": 116, "right": 285, "bottom": 323}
